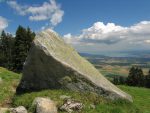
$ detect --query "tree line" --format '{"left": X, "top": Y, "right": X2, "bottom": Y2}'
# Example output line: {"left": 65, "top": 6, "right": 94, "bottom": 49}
{"left": 113, "top": 66, "right": 150, "bottom": 88}
{"left": 0, "top": 25, "right": 35, "bottom": 72}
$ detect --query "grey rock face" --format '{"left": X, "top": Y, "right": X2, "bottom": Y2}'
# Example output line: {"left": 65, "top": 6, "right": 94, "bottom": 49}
{"left": 32, "top": 97, "right": 57, "bottom": 113}
{"left": 10, "top": 106, "right": 27, "bottom": 113}
{"left": 17, "top": 29, "right": 132, "bottom": 102}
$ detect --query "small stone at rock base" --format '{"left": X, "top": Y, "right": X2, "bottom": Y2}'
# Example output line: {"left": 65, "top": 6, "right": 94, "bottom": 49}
{"left": 32, "top": 97, "right": 57, "bottom": 113}
{"left": 0, "top": 108, "right": 10, "bottom": 113}
{"left": 59, "top": 99, "right": 83, "bottom": 113}
{"left": 10, "top": 106, "right": 27, "bottom": 113}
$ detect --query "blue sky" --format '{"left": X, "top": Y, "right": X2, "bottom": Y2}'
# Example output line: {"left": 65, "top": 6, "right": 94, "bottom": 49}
{"left": 0, "top": 0, "right": 150, "bottom": 54}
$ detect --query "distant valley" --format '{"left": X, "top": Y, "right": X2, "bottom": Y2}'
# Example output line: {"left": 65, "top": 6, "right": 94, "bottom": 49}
{"left": 80, "top": 51, "right": 150, "bottom": 79}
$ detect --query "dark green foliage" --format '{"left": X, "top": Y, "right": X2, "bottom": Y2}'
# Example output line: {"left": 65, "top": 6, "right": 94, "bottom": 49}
{"left": 113, "top": 67, "right": 150, "bottom": 88}
{"left": 0, "top": 26, "right": 35, "bottom": 72}
{"left": 145, "top": 69, "right": 150, "bottom": 88}
{"left": 26, "top": 27, "right": 35, "bottom": 52}
{"left": 113, "top": 76, "right": 126, "bottom": 85}
{"left": 0, "top": 30, "right": 14, "bottom": 69}
{"left": 12, "top": 26, "right": 35, "bottom": 72}
{"left": 113, "top": 76, "right": 119, "bottom": 85}
{"left": 12, "top": 26, "right": 27, "bottom": 71}
{"left": 126, "top": 66, "right": 144, "bottom": 87}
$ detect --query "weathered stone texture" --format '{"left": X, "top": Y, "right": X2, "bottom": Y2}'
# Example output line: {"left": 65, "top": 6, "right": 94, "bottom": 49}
{"left": 17, "top": 29, "right": 132, "bottom": 102}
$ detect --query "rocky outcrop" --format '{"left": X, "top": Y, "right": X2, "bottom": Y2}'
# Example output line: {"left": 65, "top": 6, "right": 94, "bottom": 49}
{"left": 60, "top": 99, "right": 83, "bottom": 113}
{"left": 32, "top": 97, "right": 57, "bottom": 113}
{"left": 10, "top": 106, "right": 27, "bottom": 113}
{"left": 17, "top": 29, "right": 132, "bottom": 102}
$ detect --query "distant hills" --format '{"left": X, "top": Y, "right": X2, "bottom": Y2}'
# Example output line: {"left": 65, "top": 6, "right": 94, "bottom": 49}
{"left": 79, "top": 50, "right": 150, "bottom": 58}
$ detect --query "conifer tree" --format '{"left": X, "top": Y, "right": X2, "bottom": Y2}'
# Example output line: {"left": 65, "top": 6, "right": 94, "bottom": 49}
{"left": 0, "top": 30, "right": 7, "bottom": 66}
{"left": 6, "top": 33, "right": 15, "bottom": 69}
{"left": 13, "top": 26, "right": 27, "bottom": 71}
{"left": 0, "top": 31, "right": 14, "bottom": 68}
{"left": 26, "top": 27, "right": 35, "bottom": 52}
{"left": 127, "top": 66, "right": 144, "bottom": 87}
{"left": 127, "top": 66, "right": 136, "bottom": 86}
{"left": 12, "top": 26, "right": 35, "bottom": 72}
{"left": 113, "top": 76, "right": 119, "bottom": 85}
{"left": 136, "top": 67, "right": 144, "bottom": 86}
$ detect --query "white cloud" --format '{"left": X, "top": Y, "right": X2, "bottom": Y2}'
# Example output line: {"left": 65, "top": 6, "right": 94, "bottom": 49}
{"left": 144, "top": 40, "right": 150, "bottom": 44}
{"left": 63, "top": 21, "right": 150, "bottom": 52}
{"left": 7, "top": 1, "right": 27, "bottom": 15}
{"left": 64, "top": 21, "right": 150, "bottom": 45}
{"left": 64, "top": 33, "right": 81, "bottom": 44}
{"left": 7, "top": 0, "right": 64, "bottom": 26}
{"left": 0, "top": 16, "right": 8, "bottom": 32}
{"left": 50, "top": 10, "right": 64, "bottom": 26}
{"left": 64, "top": 33, "right": 72, "bottom": 38}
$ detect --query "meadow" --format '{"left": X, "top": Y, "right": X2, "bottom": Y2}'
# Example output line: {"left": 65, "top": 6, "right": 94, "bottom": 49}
{"left": 0, "top": 67, "right": 150, "bottom": 113}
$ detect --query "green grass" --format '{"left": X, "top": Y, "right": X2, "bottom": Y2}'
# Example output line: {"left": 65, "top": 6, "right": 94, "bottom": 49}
{"left": 0, "top": 67, "right": 150, "bottom": 113}
{"left": 12, "top": 89, "right": 140, "bottom": 113}
{"left": 119, "top": 85, "right": 150, "bottom": 113}
{"left": 0, "top": 67, "right": 20, "bottom": 107}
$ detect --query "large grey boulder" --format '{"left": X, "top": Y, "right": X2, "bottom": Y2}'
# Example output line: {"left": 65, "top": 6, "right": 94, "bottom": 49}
{"left": 17, "top": 29, "right": 132, "bottom": 102}
{"left": 32, "top": 97, "right": 57, "bottom": 113}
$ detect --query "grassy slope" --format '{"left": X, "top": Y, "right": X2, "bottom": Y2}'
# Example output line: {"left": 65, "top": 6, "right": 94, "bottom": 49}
{"left": 119, "top": 85, "right": 150, "bottom": 113}
{"left": 0, "top": 67, "right": 20, "bottom": 107}
{"left": 0, "top": 67, "right": 150, "bottom": 113}
{"left": 12, "top": 90, "right": 139, "bottom": 113}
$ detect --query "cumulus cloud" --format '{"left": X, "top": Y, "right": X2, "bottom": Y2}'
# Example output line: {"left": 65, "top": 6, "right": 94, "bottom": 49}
{"left": 64, "top": 33, "right": 82, "bottom": 45}
{"left": 64, "top": 21, "right": 150, "bottom": 45}
{"left": 7, "top": 0, "right": 64, "bottom": 26}
{"left": 0, "top": 16, "right": 8, "bottom": 32}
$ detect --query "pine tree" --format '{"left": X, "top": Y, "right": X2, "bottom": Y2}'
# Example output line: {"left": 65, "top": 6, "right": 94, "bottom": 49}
{"left": 0, "top": 31, "right": 14, "bottom": 69}
{"left": 127, "top": 66, "right": 144, "bottom": 87}
{"left": 113, "top": 76, "right": 119, "bottom": 85}
{"left": 26, "top": 27, "right": 35, "bottom": 52}
{"left": 13, "top": 26, "right": 27, "bottom": 72}
{"left": 136, "top": 67, "right": 144, "bottom": 86}
{"left": 0, "top": 30, "right": 7, "bottom": 66}
{"left": 6, "top": 33, "right": 15, "bottom": 69}
{"left": 0, "top": 31, "right": 14, "bottom": 68}
{"left": 12, "top": 26, "right": 35, "bottom": 72}
{"left": 127, "top": 66, "right": 136, "bottom": 86}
